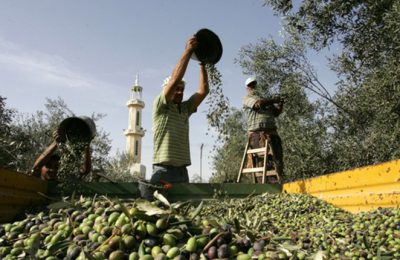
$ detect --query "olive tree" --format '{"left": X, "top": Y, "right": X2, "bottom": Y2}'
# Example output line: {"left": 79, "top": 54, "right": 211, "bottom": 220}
{"left": 209, "top": 108, "right": 247, "bottom": 183}
{"left": 102, "top": 151, "right": 146, "bottom": 182}
{"left": 264, "top": 0, "right": 400, "bottom": 80}
{"left": 262, "top": 0, "right": 400, "bottom": 170}
{"left": 207, "top": 1, "right": 400, "bottom": 181}
{"left": 0, "top": 96, "right": 20, "bottom": 169}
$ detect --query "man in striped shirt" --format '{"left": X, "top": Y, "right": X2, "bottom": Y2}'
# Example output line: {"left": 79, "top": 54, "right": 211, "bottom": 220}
{"left": 243, "top": 77, "right": 284, "bottom": 179}
{"left": 150, "top": 35, "right": 209, "bottom": 185}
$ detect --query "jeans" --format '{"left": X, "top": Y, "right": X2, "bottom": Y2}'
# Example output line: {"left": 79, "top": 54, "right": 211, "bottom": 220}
{"left": 150, "top": 164, "right": 189, "bottom": 184}
{"left": 139, "top": 164, "right": 189, "bottom": 200}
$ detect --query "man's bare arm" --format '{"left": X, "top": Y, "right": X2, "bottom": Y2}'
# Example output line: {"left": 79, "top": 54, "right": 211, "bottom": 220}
{"left": 164, "top": 36, "right": 198, "bottom": 102}
{"left": 190, "top": 63, "right": 209, "bottom": 108}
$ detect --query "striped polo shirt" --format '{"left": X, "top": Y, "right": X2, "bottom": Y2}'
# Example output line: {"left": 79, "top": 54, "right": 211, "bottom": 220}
{"left": 243, "top": 94, "right": 278, "bottom": 131}
{"left": 152, "top": 92, "right": 196, "bottom": 166}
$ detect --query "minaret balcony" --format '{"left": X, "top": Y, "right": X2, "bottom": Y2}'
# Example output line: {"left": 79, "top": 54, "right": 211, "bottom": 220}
{"left": 124, "top": 127, "right": 145, "bottom": 136}
{"left": 127, "top": 100, "right": 145, "bottom": 107}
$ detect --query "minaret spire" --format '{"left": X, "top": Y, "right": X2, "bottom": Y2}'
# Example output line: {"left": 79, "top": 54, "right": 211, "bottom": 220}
{"left": 124, "top": 74, "right": 146, "bottom": 178}
{"left": 135, "top": 74, "right": 139, "bottom": 86}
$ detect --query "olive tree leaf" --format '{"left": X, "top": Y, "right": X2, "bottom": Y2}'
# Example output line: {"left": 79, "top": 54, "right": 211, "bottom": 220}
{"left": 312, "top": 250, "right": 327, "bottom": 260}
{"left": 135, "top": 199, "right": 171, "bottom": 216}
{"left": 153, "top": 190, "right": 171, "bottom": 208}
{"left": 47, "top": 201, "right": 73, "bottom": 210}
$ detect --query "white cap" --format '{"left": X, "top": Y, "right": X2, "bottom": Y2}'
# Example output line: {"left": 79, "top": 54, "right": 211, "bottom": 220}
{"left": 245, "top": 77, "right": 257, "bottom": 87}
{"left": 162, "top": 76, "right": 186, "bottom": 88}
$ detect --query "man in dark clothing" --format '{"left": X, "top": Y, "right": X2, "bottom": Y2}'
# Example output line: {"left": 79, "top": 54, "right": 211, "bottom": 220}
{"left": 31, "top": 129, "right": 91, "bottom": 181}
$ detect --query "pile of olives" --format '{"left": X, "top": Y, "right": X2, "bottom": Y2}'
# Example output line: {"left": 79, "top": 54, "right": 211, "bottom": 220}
{"left": 198, "top": 193, "right": 400, "bottom": 259}
{"left": 0, "top": 193, "right": 399, "bottom": 259}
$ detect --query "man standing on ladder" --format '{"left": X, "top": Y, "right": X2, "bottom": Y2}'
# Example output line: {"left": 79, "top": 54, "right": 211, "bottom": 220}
{"left": 242, "top": 77, "right": 285, "bottom": 181}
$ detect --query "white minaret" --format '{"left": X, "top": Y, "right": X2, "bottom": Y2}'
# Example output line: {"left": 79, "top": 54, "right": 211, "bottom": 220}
{"left": 124, "top": 75, "right": 146, "bottom": 178}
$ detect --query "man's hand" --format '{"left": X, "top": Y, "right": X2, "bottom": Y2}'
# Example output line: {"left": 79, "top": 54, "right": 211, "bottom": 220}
{"left": 253, "top": 96, "right": 285, "bottom": 110}
{"left": 186, "top": 35, "right": 198, "bottom": 54}
{"left": 53, "top": 129, "right": 66, "bottom": 143}
{"left": 270, "top": 96, "right": 285, "bottom": 104}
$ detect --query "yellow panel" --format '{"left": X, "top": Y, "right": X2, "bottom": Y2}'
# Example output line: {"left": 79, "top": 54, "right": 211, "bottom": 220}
{"left": 344, "top": 205, "right": 400, "bottom": 213}
{"left": 284, "top": 160, "right": 400, "bottom": 193}
{"left": 0, "top": 169, "right": 48, "bottom": 223}
{"left": 283, "top": 159, "right": 400, "bottom": 213}
{"left": 0, "top": 196, "right": 45, "bottom": 206}
{"left": 322, "top": 192, "right": 400, "bottom": 205}
{"left": 310, "top": 183, "right": 400, "bottom": 197}
{"left": 0, "top": 188, "right": 47, "bottom": 206}
{"left": 0, "top": 168, "right": 48, "bottom": 193}
{"left": 0, "top": 206, "right": 24, "bottom": 223}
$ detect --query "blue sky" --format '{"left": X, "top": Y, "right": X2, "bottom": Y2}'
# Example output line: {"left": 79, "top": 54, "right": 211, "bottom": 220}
{"left": 0, "top": 1, "right": 336, "bottom": 182}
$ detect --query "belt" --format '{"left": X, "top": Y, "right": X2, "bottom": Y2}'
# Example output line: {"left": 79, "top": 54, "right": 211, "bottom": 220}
{"left": 153, "top": 164, "right": 187, "bottom": 168}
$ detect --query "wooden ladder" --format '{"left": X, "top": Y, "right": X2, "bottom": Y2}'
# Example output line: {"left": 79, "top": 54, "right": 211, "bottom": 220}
{"left": 236, "top": 136, "right": 281, "bottom": 184}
